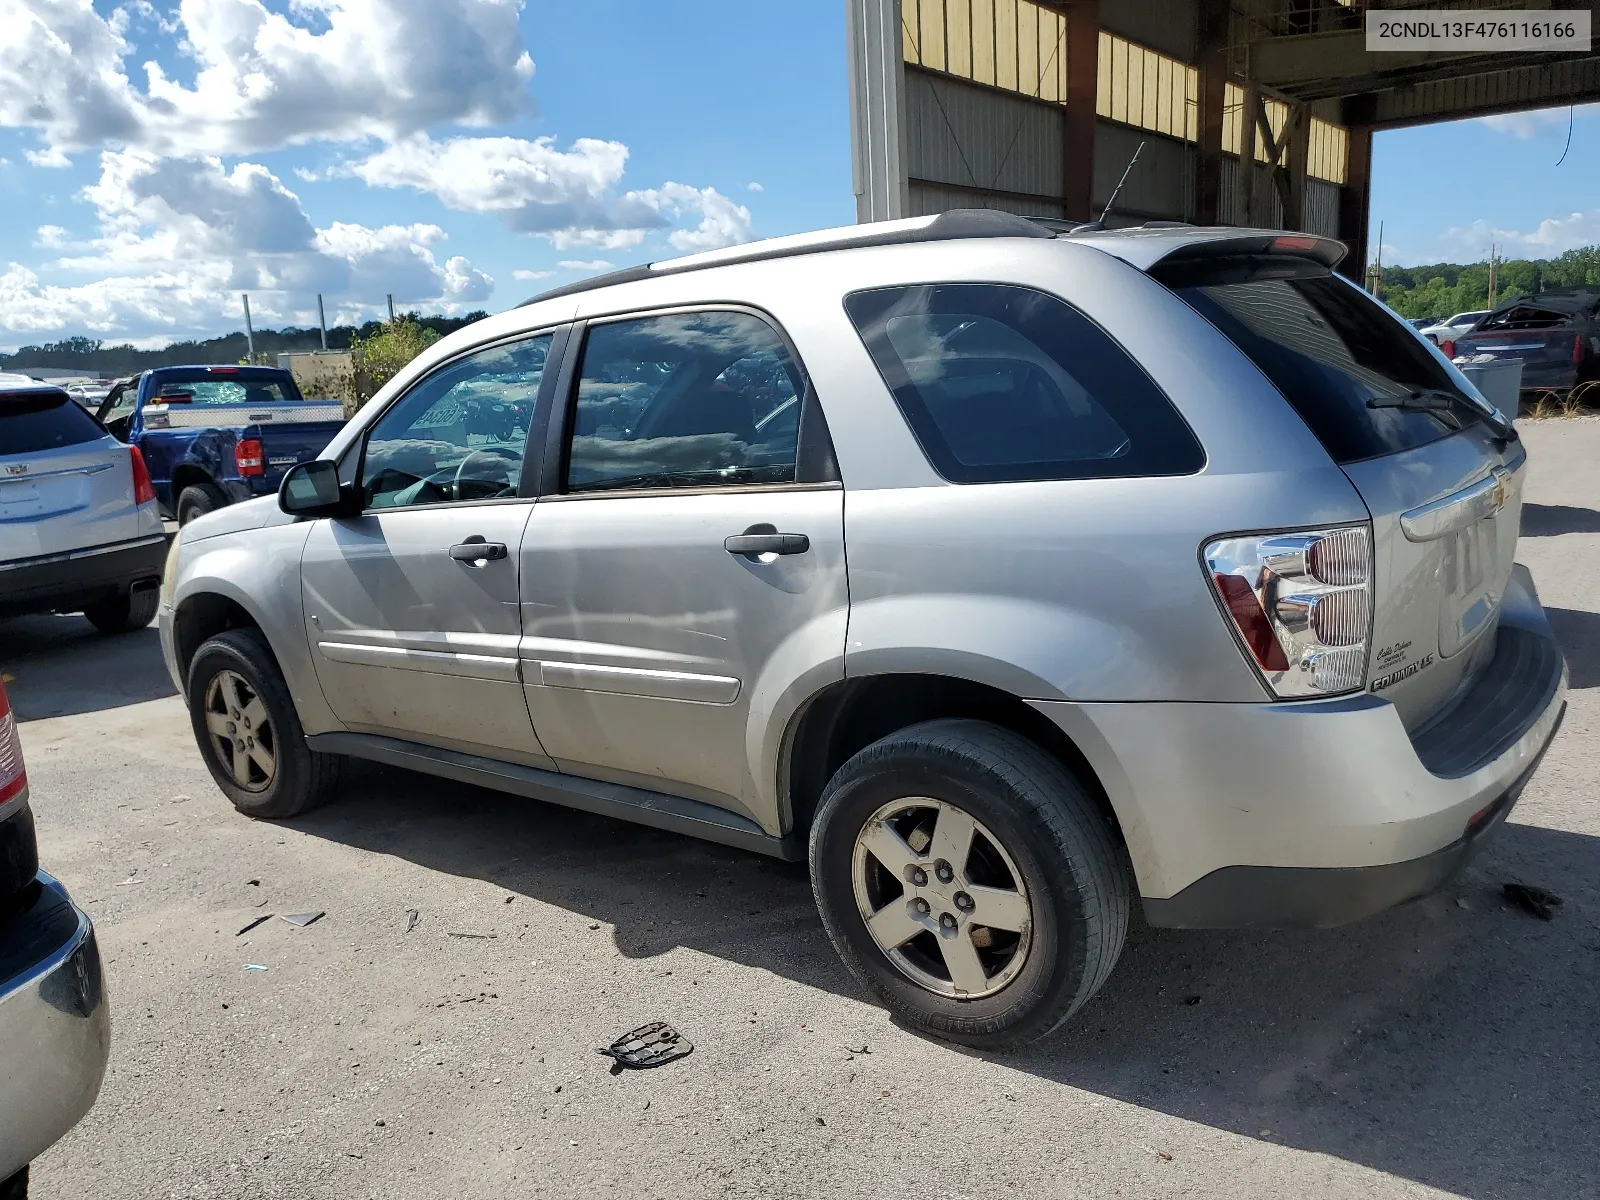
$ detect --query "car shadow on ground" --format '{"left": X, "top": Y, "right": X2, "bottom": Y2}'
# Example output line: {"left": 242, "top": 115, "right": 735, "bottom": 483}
{"left": 295, "top": 763, "right": 1599, "bottom": 1200}
{"left": 0, "top": 613, "right": 176, "bottom": 720}
{"left": 1543, "top": 606, "right": 1600, "bottom": 689}
{"left": 1521, "top": 502, "right": 1600, "bottom": 537}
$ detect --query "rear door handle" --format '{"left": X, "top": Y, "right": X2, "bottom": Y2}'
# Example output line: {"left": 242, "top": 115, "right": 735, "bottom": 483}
{"left": 725, "top": 523, "right": 810, "bottom": 557}
{"left": 450, "top": 536, "right": 508, "bottom": 563}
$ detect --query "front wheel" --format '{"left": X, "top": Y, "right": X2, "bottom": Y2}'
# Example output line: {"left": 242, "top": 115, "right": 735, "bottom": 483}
{"left": 186, "top": 628, "right": 342, "bottom": 818}
{"left": 809, "top": 719, "right": 1129, "bottom": 1048}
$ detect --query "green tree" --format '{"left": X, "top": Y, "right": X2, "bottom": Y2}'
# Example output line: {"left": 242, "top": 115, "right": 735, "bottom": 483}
{"left": 346, "top": 315, "right": 442, "bottom": 414}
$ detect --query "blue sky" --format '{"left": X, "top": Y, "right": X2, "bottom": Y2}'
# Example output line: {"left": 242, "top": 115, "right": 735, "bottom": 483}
{"left": 0, "top": 1, "right": 1596, "bottom": 349}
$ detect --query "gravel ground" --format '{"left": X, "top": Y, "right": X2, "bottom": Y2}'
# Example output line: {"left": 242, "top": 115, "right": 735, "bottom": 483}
{"left": 7, "top": 419, "right": 1598, "bottom": 1199}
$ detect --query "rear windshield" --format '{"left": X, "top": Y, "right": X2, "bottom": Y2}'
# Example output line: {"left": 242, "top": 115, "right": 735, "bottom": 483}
{"left": 0, "top": 389, "right": 106, "bottom": 455}
{"left": 844, "top": 283, "right": 1204, "bottom": 483}
{"left": 1158, "top": 260, "right": 1475, "bottom": 464}
{"left": 153, "top": 379, "right": 294, "bottom": 406}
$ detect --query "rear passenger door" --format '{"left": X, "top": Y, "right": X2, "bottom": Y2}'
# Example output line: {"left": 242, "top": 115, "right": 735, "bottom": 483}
{"left": 518, "top": 309, "right": 847, "bottom": 830}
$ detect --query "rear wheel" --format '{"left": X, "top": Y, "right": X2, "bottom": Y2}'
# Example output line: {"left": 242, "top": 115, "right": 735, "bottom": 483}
{"left": 83, "top": 585, "right": 158, "bottom": 635}
{"left": 177, "top": 482, "right": 226, "bottom": 526}
{"left": 186, "top": 628, "right": 342, "bottom": 818}
{"left": 809, "top": 719, "right": 1129, "bottom": 1048}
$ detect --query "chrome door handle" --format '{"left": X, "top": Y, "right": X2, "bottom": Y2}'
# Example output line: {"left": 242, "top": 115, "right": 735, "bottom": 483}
{"left": 450, "top": 537, "right": 508, "bottom": 563}
{"left": 725, "top": 523, "right": 810, "bottom": 557}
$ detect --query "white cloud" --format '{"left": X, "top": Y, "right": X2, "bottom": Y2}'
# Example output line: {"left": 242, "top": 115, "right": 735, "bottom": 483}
{"left": 1433, "top": 211, "right": 1600, "bottom": 262}
{"left": 0, "top": 150, "right": 493, "bottom": 342}
{"left": 34, "top": 225, "right": 69, "bottom": 248}
{"left": 350, "top": 136, "right": 753, "bottom": 252}
{"left": 292, "top": 167, "right": 320, "bottom": 182}
{"left": 1477, "top": 104, "right": 1599, "bottom": 138}
{"left": 0, "top": 0, "right": 534, "bottom": 159}
{"left": 557, "top": 260, "right": 613, "bottom": 272}
{"left": 512, "top": 268, "right": 554, "bottom": 280}
{"left": 747, "top": 181, "right": 763, "bottom": 192}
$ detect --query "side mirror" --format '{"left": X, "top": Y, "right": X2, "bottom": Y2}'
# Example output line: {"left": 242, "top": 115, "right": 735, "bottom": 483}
{"left": 279, "top": 460, "right": 358, "bottom": 517}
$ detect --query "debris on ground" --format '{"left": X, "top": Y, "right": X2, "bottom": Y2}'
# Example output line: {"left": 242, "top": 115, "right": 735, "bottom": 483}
{"left": 246, "top": 879, "right": 260, "bottom": 886}
{"left": 844, "top": 1044, "right": 872, "bottom": 1055}
{"left": 447, "top": 931, "right": 496, "bottom": 939}
{"left": 243, "top": 963, "right": 268, "bottom": 972}
{"left": 504, "top": 896, "right": 514, "bottom": 904}
{"left": 596, "top": 1022, "right": 693, "bottom": 1071}
{"left": 405, "top": 909, "right": 420, "bottom": 933}
{"left": 1503, "top": 882, "right": 1563, "bottom": 920}
{"left": 237, "top": 914, "right": 273, "bottom": 936}
{"left": 1456, "top": 898, "right": 1470, "bottom": 910}
{"left": 1182, "top": 995, "right": 1202, "bottom": 1006}
{"left": 1156, "top": 1151, "right": 1173, "bottom": 1161}
{"left": 281, "top": 911, "right": 325, "bottom": 928}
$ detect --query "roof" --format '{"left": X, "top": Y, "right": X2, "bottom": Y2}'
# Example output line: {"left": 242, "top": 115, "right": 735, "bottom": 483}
{"left": 143, "top": 364, "right": 294, "bottom": 379}
{"left": 518, "top": 210, "right": 1348, "bottom": 308}
{"left": 0, "top": 381, "right": 71, "bottom": 400}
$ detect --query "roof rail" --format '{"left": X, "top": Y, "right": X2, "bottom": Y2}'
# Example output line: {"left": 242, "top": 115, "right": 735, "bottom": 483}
{"left": 519, "top": 208, "right": 1054, "bottom": 307}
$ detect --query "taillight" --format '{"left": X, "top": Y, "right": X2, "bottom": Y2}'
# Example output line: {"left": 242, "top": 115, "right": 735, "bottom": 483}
{"left": 129, "top": 444, "right": 157, "bottom": 506}
{"left": 1573, "top": 334, "right": 1585, "bottom": 365}
{"left": 1440, "top": 339, "right": 1456, "bottom": 359}
{"left": 235, "top": 438, "right": 265, "bottom": 477}
{"left": 1204, "top": 525, "right": 1373, "bottom": 698}
{"left": 0, "top": 680, "right": 26, "bottom": 811}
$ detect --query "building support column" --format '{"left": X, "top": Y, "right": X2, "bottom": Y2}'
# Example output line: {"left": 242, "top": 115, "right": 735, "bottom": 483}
{"left": 1194, "top": 0, "right": 1229, "bottom": 223}
{"left": 1285, "top": 101, "right": 1311, "bottom": 230}
{"left": 1236, "top": 81, "right": 1258, "bottom": 224}
{"left": 1062, "top": 0, "right": 1099, "bottom": 221}
{"left": 847, "top": 0, "right": 908, "bottom": 223}
{"left": 1337, "top": 126, "right": 1373, "bottom": 282}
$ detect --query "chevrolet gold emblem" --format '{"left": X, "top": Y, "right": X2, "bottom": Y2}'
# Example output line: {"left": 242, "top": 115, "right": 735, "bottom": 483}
{"left": 1489, "top": 467, "right": 1511, "bottom": 512}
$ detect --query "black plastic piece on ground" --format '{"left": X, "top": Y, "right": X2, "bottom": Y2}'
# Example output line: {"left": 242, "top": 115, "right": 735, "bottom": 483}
{"left": 1502, "top": 882, "right": 1562, "bottom": 920}
{"left": 596, "top": 1022, "right": 693, "bottom": 1070}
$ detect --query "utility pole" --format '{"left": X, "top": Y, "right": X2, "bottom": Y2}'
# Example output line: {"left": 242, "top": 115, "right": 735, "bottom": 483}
{"left": 1369, "top": 221, "right": 1384, "bottom": 299}
{"left": 386, "top": 294, "right": 395, "bottom": 323}
{"left": 242, "top": 294, "right": 255, "bottom": 362}
{"left": 317, "top": 294, "right": 328, "bottom": 351}
{"left": 1486, "top": 242, "right": 1498, "bottom": 309}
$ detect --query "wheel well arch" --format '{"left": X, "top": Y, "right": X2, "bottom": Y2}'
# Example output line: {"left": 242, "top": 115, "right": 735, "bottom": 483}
{"left": 782, "top": 673, "right": 1123, "bottom": 848}
{"left": 172, "top": 592, "right": 264, "bottom": 686}
{"left": 170, "top": 464, "right": 219, "bottom": 498}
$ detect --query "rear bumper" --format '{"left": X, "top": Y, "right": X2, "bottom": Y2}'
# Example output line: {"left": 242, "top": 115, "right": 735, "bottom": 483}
{"left": 0, "top": 534, "right": 166, "bottom": 618}
{"left": 0, "top": 873, "right": 110, "bottom": 1180}
{"left": 1032, "top": 564, "right": 1567, "bottom": 929}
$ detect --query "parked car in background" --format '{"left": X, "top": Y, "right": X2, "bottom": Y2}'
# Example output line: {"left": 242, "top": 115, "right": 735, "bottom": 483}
{"left": 159, "top": 214, "right": 1564, "bottom": 1048}
{"left": 1449, "top": 289, "right": 1600, "bottom": 392}
{"left": 0, "top": 675, "right": 110, "bottom": 1199}
{"left": 1, "top": 382, "right": 165, "bottom": 634}
{"left": 96, "top": 366, "right": 347, "bottom": 526}
{"left": 1407, "top": 317, "right": 1436, "bottom": 331}
{"left": 1419, "top": 309, "right": 1488, "bottom": 345}
{"left": 65, "top": 383, "right": 110, "bottom": 411}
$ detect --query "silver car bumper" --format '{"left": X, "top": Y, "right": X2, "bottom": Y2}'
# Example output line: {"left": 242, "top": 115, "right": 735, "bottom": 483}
{"left": 0, "top": 873, "right": 110, "bottom": 1180}
{"left": 1034, "top": 565, "right": 1567, "bottom": 927}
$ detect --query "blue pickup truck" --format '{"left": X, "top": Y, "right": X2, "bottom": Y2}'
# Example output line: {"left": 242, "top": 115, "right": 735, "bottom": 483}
{"left": 95, "top": 366, "right": 347, "bottom": 525}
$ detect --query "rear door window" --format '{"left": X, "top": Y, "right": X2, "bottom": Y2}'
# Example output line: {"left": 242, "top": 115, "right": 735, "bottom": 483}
{"left": 845, "top": 283, "right": 1203, "bottom": 483}
{"left": 1157, "top": 261, "right": 1477, "bottom": 464}
{"left": 1, "top": 389, "right": 106, "bottom": 455}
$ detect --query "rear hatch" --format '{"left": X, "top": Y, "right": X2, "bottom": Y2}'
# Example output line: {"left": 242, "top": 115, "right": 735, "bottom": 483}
{"left": 1452, "top": 296, "right": 1599, "bottom": 381}
{"left": 1, "top": 388, "right": 142, "bottom": 564}
{"left": 1153, "top": 244, "right": 1522, "bottom": 730}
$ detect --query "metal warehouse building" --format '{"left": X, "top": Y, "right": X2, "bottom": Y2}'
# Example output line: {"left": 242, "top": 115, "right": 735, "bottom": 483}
{"left": 848, "top": 0, "right": 1600, "bottom": 275}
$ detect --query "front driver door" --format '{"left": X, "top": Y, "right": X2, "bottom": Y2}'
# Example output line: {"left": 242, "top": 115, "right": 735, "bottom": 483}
{"left": 519, "top": 309, "right": 848, "bottom": 831}
{"left": 299, "top": 332, "right": 557, "bottom": 764}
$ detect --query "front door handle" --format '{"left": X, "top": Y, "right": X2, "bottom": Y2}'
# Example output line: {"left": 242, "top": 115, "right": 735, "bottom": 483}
{"left": 725, "top": 523, "right": 810, "bottom": 558}
{"left": 450, "top": 536, "right": 508, "bottom": 563}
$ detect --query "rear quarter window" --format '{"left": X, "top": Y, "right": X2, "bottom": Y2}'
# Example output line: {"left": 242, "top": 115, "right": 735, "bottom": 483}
{"left": 0, "top": 389, "right": 107, "bottom": 455}
{"left": 1157, "top": 261, "right": 1473, "bottom": 464}
{"left": 844, "top": 283, "right": 1204, "bottom": 483}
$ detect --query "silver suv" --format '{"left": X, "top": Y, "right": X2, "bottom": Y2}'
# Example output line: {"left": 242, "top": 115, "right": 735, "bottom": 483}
{"left": 158, "top": 213, "right": 1567, "bottom": 1047}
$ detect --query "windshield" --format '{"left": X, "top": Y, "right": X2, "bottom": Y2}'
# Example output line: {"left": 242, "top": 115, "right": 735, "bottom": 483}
{"left": 153, "top": 379, "right": 294, "bottom": 406}
{"left": 1157, "top": 261, "right": 1481, "bottom": 464}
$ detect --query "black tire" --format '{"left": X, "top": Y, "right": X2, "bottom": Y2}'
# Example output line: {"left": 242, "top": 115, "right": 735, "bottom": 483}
{"left": 0, "top": 1165, "right": 25, "bottom": 1200}
{"left": 177, "top": 482, "right": 226, "bottom": 526}
{"left": 82, "top": 585, "right": 159, "bottom": 635}
{"left": 185, "top": 628, "right": 343, "bottom": 819}
{"left": 809, "top": 719, "right": 1129, "bottom": 1049}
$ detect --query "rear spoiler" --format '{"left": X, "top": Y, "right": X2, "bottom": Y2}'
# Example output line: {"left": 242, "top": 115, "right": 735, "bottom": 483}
{"left": 1148, "top": 233, "right": 1347, "bottom": 270}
